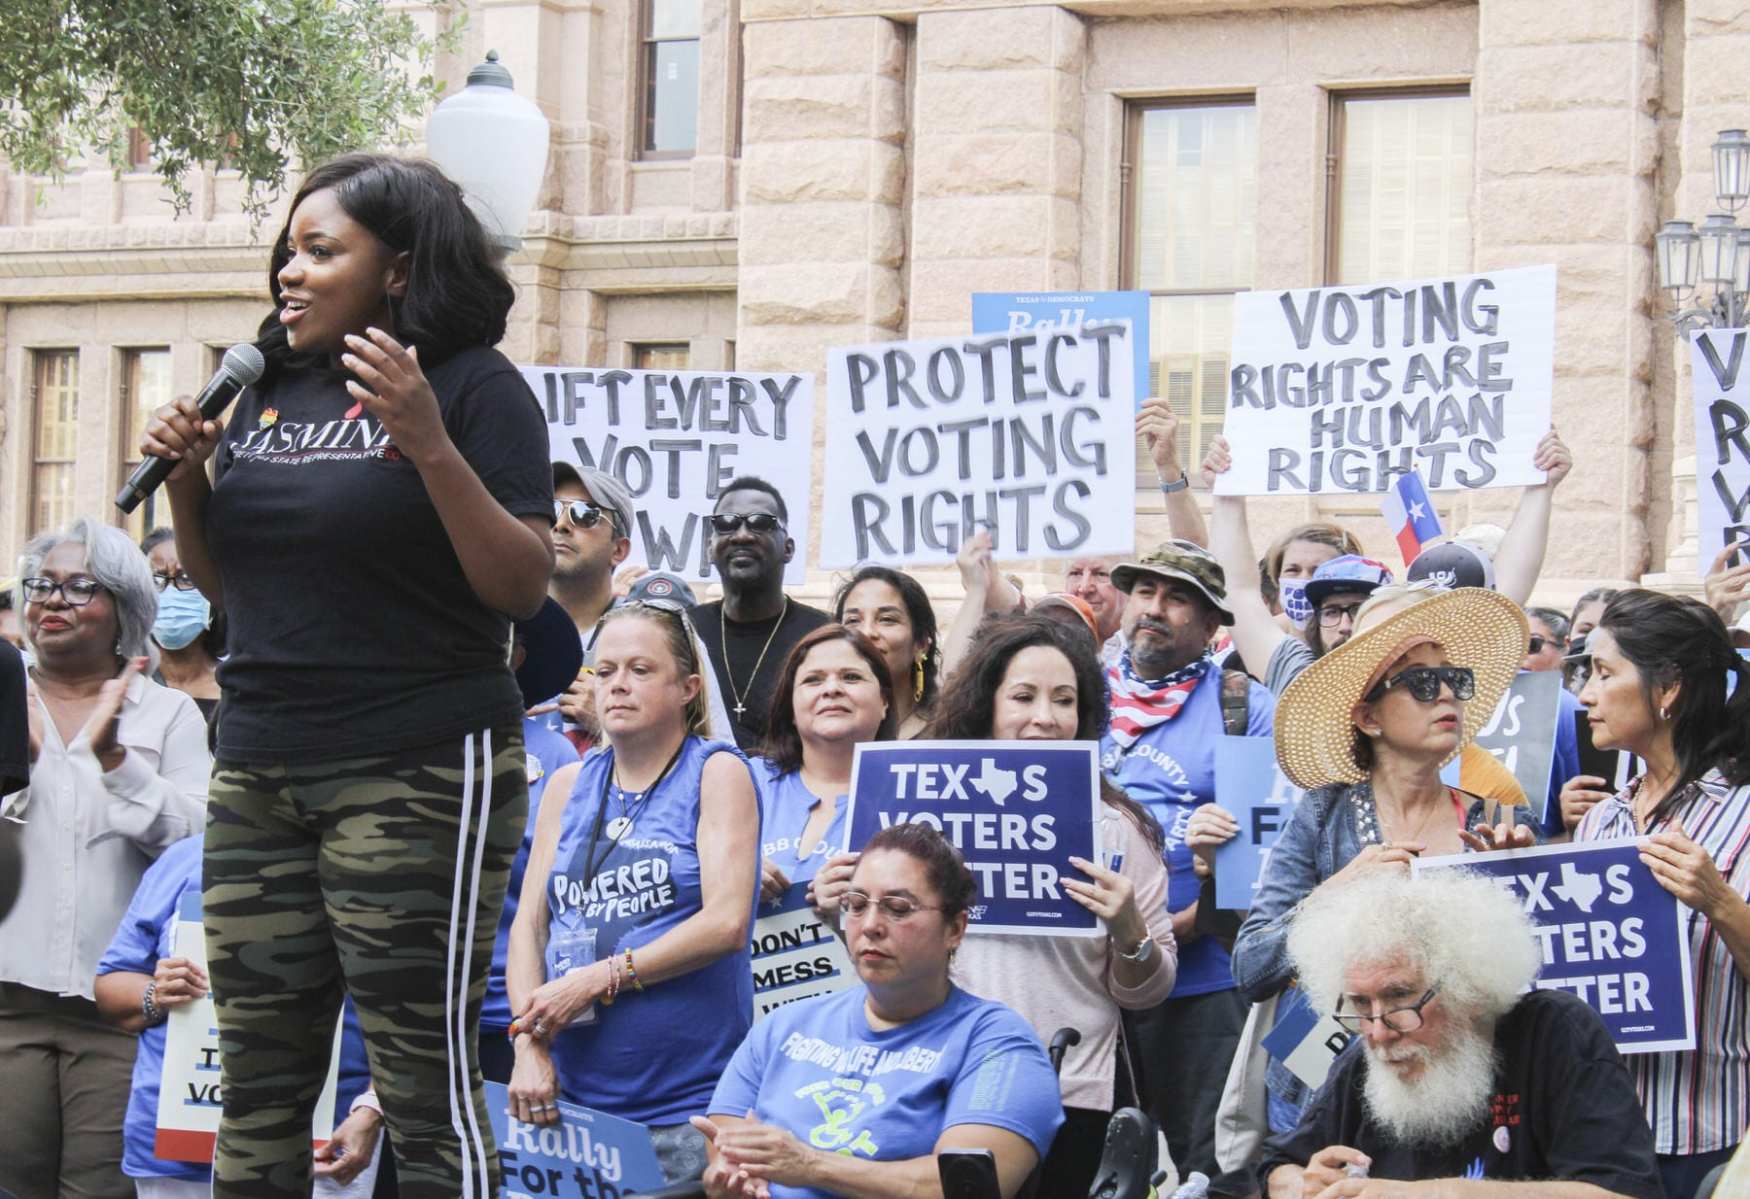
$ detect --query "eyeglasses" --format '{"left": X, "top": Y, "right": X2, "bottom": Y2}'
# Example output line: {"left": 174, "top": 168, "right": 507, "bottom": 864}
{"left": 1528, "top": 635, "right": 1547, "bottom": 655}
{"left": 152, "top": 570, "right": 196, "bottom": 593}
{"left": 1367, "top": 665, "right": 1476, "bottom": 703}
{"left": 20, "top": 576, "right": 103, "bottom": 607}
{"left": 707, "top": 512, "right": 784, "bottom": 535}
{"left": 554, "top": 500, "right": 620, "bottom": 533}
{"left": 1333, "top": 984, "right": 1441, "bottom": 1034}
{"left": 1317, "top": 602, "right": 1364, "bottom": 627}
{"left": 841, "top": 891, "right": 941, "bottom": 922}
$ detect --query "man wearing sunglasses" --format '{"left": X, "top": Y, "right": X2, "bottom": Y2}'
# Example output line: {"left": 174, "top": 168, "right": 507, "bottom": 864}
{"left": 1260, "top": 870, "right": 1661, "bottom": 1199}
{"left": 692, "top": 476, "right": 831, "bottom": 749}
{"left": 548, "top": 463, "right": 635, "bottom": 750}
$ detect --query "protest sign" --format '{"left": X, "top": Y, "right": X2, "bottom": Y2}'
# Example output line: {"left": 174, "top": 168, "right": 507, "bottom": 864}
{"left": 1215, "top": 265, "right": 1556, "bottom": 496}
{"left": 1415, "top": 840, "right": 1696, "bottom": 1053}
{"left": 844, "top": 741, "right": 1101, "bottom": 935}
{"left": 1212, "top": 736, "right": 1304, "bottom": 911}
{"left": 751, "top": 881, "right": 856, "bottom": 1022}
{"left": 525, "top": 365, "right": 815, "bottom": 584}
{"left": 1691, "top": 328, "right": 1750, "bottom": 574}
{"left": 1260, "top": 987, "right": 1355, "bottom": 1091}
{"left": 821, "top": 324, "right": 1137, "bottom": 567}
{"left": 485, "top": 1081, "right": 666, "bottom": 1198}
{"left": 1467, "top": 670, "right": 1564, "bottom": 823}
{"left": 154, "top": 893, "right": 340, "bottom": 1162}
{"left": 972, "top": 292, "right": 1151, "bottom": 412}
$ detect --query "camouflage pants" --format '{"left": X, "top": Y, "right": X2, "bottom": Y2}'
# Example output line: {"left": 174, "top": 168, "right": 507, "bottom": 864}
{"left": 202, "top": 727, "right": 527, "bottom": 1199}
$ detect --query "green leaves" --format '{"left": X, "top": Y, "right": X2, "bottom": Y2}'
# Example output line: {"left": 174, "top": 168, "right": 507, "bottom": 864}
{"left": 0, "top": 0, "right": 463, "bottom": 220}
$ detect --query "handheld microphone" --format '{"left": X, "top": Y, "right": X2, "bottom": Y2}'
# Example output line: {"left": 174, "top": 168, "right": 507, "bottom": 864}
{"left": 115, "top": 342, "right": 266, "bottom": 515}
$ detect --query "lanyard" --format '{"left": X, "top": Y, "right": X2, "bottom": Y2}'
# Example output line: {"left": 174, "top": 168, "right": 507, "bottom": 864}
{"left": 578, "top": 738, "right": 687, "bottom": 886}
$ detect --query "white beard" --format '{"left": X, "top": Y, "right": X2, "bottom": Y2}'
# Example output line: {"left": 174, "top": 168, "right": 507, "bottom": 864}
{"left": 1361, "top": 1024, "right": 1499, "bottom": 1148}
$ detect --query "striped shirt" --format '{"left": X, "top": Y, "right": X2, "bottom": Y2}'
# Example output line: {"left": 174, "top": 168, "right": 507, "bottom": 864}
{"left": 1576, "top": 771, "right": 1750, "bottom": 1155}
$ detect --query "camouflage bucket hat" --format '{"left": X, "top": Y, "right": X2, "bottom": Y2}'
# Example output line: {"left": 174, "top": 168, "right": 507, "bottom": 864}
{"left": 1109, "top": 539, "right": 1235, "bottom": 625}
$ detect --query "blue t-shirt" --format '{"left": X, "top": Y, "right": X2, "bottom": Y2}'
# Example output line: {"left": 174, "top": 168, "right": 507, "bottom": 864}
{"left": 753, "top": 758, "right": 849, "bottom": 886}
{"left": 1540, "top": 687, "right": 1583, "bottom": 839}
{"left": 546, "top": 735, "right": 759, "bottom": 1124}
{"left": 484, "top": 716, "right": 582, "bottom": 1031}
{"left": 1100, "top": 660, "right": 1276, "bottom": 996}
{"left": 709, "top": 984, "right": 1064, "bottom": 1198}
{"left": 98, "top": 836, "right": 371, "bottom": 1179}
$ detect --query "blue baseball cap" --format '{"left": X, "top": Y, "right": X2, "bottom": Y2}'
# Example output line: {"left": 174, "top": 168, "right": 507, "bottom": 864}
{"left": 627, "top": 571, "right": 699, "bottom": 608}
{"left": 1304, "top": 555, "right": 1395, "bottom": 609}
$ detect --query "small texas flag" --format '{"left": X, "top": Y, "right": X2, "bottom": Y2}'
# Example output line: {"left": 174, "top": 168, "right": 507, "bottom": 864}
{"left": 1380, "top": 469, "right": 1444, "bottom": 565}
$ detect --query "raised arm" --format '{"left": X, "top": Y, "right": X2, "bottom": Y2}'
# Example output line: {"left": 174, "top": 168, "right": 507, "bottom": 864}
{"left": 1493, "top": 429, "right": 1571, "bottom": 606}
{"left": 1201, "top": 437, "right": 1290, "bottom": 677}
{"left": 141, "top": 397, "right": 226, "bottom": 608}
{"left": 1139, "top": 398, "right": 1207, "bottom": 547}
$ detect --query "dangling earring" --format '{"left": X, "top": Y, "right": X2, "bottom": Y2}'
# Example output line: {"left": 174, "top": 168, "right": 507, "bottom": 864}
{"left": 1660, "top": 705, "right": 1671, "bottom": 721}
{"left": 913, "top": 656, "right": 926, "bottom": 704}
{"left": 114, "top": 637, "right": 123, "bottom": 657}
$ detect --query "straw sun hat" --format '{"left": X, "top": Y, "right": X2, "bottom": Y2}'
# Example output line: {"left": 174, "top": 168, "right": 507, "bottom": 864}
{"left": 1274, "top": 586, "right": 1529, "bottom": 789}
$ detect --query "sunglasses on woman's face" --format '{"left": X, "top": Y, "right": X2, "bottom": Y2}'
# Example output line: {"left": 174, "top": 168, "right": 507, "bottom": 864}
{"left": 1368, "top": 664, "right": 1476, "bottom": 703}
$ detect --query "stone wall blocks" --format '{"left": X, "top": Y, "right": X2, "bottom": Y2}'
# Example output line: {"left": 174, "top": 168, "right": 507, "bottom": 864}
{"left": 740, "top": 262, "right": 874, "bottom": 326}
{"left": 1474, "top": 110, "right": 1641, "bottom": 178}
{"left": 745, "top": 75, "right": 877, "bottom": 142}
{"left": 918, "top": 6, "right": 1085, "bottom": 73}
{"left": 1476, "top": 42, "right": 1637, "bottom": 112}
{"left": 743, "top": 17, "right": 906, "bottom": 79}
{"left": 1479, "top": 0, "right": 1654, "bottom": 47}
{"left": 1480, "top": 175, "right": 1637, "bottom": 244}
{"left": 913, "top": 132, "right": 1080, "bottom": 199}
{"left": 742, "top": 141, "right": 900, "bottom": 205}
{"left": 915, "top": 71, "right": 1061, "bottom": 134}
{"left": 911, "top": 195, "right": 1055, "bottom": 260}
{"left": 741, "top": 201, "right": 877, "bottom": 266}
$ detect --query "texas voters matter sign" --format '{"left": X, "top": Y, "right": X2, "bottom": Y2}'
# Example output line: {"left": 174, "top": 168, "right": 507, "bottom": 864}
{"left": 844, "top": 741, "right": 1101, "bottom": 936}
{"left": 1415, "top": 840, "right": 1696, "bottom": 1054}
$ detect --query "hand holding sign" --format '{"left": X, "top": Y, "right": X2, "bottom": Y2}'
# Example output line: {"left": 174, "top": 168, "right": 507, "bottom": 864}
{"left": 1531, "top": 427, "right": 1573, "bottom": 487}
{"left": 1457, "top": 819, "right": 1535, "bottom": 854}
{"left": 1062, "top": 854, "right": 1148, "bottom": 946}
{"left": 1642, "top": 820, "right": 1739, "bottom": 916}
{"left": 1560, "top": 774, "right": 1614, "bottom": 832}
{"left": 1137, "top": 397, "right": 1184, "bottom": 479}
{"left": 507, "top": 1044, "right": 561, "bottom": 1127}
{"left": 1186, "top": 803, "right": 1240, "bottom": 880}
{"left": 1199, "top": 435, "right": 1233, "bottom": 491}
{"left": 151, "top": 955, "right": 207, "bottom": 1008}
{"left": 1704, "top": 541, "right": 1750, "bottom": 617}
{"left": 807, "top": 852, "right": 859, "bottom": 919}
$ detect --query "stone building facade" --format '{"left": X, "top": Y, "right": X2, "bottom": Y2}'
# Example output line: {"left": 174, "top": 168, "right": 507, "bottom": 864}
{"left": 1, "top": 0, "right": 1743, "bottom": 607}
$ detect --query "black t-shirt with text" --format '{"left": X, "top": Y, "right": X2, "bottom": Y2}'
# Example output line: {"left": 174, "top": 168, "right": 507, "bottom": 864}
{"left": 693, "top": 598, "right": 832, "bottom": 750}
{"left": 207, "top": 346, "right": 553, "bottom": 762}
{"left": 0, "top": 641, "right": 27, "bottom": 794}
{"left": 1258, "top": 989, "right": 1662, "bottom": 1198}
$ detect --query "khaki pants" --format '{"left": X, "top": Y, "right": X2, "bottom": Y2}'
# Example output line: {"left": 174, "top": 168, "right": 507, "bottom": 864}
{"left": 0, "top": 983, "right": 135, "bottom": 1199}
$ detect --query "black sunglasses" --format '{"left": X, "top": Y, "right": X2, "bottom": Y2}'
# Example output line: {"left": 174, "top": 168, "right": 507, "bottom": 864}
{"left": 554, "top": 500, "right": 620, "bottom": 533}
{"left": 1367, "top": 664, "right": 1476, "bottom": 703}
{"left": 1528, "top": 635, "right": 1548, "bottom": 655}
{"left": 707, "top": 512, "right": 784, "bottom": 535}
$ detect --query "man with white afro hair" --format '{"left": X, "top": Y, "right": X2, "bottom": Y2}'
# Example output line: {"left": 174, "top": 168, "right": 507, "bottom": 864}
{"left": 1259, "top": 870, "right": 1662, "bottom": 1199}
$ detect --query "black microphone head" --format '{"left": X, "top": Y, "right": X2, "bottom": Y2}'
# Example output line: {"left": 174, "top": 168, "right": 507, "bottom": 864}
{"left": 220, "top": 342, "right": 267, "bottom": 385}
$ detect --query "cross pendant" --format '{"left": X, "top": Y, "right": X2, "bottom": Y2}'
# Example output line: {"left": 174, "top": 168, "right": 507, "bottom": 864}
{"left": 734, "top": 702, "right": 746, "bottom": 717}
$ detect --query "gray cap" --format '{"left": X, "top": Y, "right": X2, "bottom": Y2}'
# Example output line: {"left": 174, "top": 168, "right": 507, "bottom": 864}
{"left": 553, "top": 462, "right": 634, "bottom": 537}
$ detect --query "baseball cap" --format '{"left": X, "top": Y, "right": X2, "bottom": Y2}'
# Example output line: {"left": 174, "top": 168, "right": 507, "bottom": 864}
{"left": 627, "top": 571, "right": 699, "bottom": 608}
{"left": 553, "top": 462, "right": 634, "bottom": 537}
{"left": 1110, "top": 540, "right": 1235, "bottom": 625}
{"left": 1304, "top": 555, "right": 1395, "bottom": 609}
{"left": 1406, "top": 541, "right": 1496, "bottom": 591}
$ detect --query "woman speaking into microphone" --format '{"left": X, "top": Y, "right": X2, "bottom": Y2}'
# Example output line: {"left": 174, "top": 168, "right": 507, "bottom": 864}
{"left": 139, "top": 153, "right": 555, "bottom": 1199}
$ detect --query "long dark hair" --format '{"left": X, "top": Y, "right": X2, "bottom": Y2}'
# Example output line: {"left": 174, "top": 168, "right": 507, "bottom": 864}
{"left": 833, "top": 566, "right": 942, "bottom": 709}
{"left": 1596, "top": 590, "right": 1750, "bottom": 814}
{"left": 927, "top": 614, "right": 1164, "bottom": 852}
{"left": 256, "top": 154, "right": 515, "bottom": 378}
{"left": 760, "top": 624, "right": 896, "bottom": 774}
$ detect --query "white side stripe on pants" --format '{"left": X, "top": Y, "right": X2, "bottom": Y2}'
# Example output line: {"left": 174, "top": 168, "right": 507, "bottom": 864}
{"left": 457, "top": 729, "right": 496, "bottom": 1198}
{"left": 442, "top": 731, "right": 489, "bottom": 1199}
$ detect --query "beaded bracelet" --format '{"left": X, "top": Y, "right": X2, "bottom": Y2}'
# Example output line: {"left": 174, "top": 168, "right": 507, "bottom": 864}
{"left": 623, "top": 947, "right": 644, "bottom": 992}
{"left": 141, "top": 981, "right": 163, "bottom": 1025}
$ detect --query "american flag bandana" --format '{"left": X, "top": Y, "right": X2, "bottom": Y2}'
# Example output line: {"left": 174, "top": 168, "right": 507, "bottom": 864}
{"left": 1106, "top": 651, "right": 1210, "bottom": 750}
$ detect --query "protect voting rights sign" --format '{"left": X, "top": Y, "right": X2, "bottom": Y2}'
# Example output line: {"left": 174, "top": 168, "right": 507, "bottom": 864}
{"left": 526, "top": 365, "right": 815, "bottom": 584}
{"left": 486, "top": 1081, "right": 666, "bottom": 1198}
{"left": 1216, "top": 265, "right": 1556, "bottom": 496}
{"left": 821, "top": 323, "right": 1137, "bottom": 568}
{"left": 155, "top": 893, "right": 341, "bottom": 1162}
{"left": 1692, "top": 328, "right": 1750, "bottom": 574}
{"left": 844, "top": 741, "right": 1101, "bottom": 935}
{"left": 1469, "top": 669, "right": 1565, "bottom": 824}
{"left": 971, "top": 291, "right": 1151, "bottom": 412}
{"left": 1212, "top": 736, "right": 1305, "bottom": 911}
{"left": 752, "top": 881, "right": 857, "bottom": 1023}
{"left": 1415, "top": 840, "right": 1696, "bottom": 1054}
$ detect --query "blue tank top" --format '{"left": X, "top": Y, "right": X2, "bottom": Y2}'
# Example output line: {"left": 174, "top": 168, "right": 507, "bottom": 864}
{"left": 545, "top": 735, "right": 758, "bottom": 1124}
{"left": 752, "top": 757, "right": 849, "bottom": 886}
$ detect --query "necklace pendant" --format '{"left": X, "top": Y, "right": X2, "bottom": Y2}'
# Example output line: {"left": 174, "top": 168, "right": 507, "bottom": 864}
{"left": 734, "top": 702, "right": 746, "bottom": 717}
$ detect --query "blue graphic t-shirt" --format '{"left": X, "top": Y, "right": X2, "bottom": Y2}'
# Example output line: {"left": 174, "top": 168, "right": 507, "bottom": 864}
{"left": 754, "top": 758, "right": 849, "bottom": 887}
{"left": 709, "top": 984, "right": 1064, "bottom": 1198}
{"left": 485, "top": 716, "right": 582, "bottom": 1031}
{"left": 98, "top": 836, "right": 371, "bottom": 1179}
{"left": 546, "top": 735, "right": 759, "bottom": 1124}
{"left": 1100, "top": 660, "right": 1276, "bottom": 996}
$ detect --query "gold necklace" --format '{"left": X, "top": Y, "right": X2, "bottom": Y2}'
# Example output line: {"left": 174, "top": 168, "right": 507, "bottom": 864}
{"left": 721, "top": 597, "right": 788, "bottom": 719}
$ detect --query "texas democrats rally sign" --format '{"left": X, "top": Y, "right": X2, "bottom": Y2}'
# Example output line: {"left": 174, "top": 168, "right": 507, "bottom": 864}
{"left": 1416, "top": 840, "right": 1696, "bottom": 1054}
{"left": 844, "top": 741, "right": 1101, "bottom": 936}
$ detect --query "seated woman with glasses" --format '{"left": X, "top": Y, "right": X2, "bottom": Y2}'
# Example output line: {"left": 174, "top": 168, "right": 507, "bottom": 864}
{"left": 0, "top": 519, "right": 209, "bottom": 1199}
{"left": 1230, "top": 583, "right": 1538, "bottom": 1138}
{"left": 505, "top": 601, "right": 761, "bottom": 1184}
{"left": 141, "top": 527, "right": 222, "bottom": 732}
{"left": 752, "top": 625, "right": 894, "bottom": 908}
{"left": 695, "top": 822, "right": 1064, "bottom": 1199}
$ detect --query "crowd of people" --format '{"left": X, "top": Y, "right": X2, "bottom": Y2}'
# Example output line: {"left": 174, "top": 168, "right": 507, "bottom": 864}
{"left": 1, "top": 149, "right": 1748, "bottom": 1199}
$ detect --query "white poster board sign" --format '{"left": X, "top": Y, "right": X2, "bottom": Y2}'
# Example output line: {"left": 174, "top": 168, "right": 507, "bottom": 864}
{"left": 1692, "top": 329, "right": 1750, "bottom": 575}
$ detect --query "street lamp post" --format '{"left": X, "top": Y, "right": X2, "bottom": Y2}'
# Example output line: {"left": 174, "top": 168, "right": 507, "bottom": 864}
{"left": 1656, "top": 128, "right": 1750, "bottom": 335}
{"left": 426, "top": 51, "right": 551, "bottom": 255}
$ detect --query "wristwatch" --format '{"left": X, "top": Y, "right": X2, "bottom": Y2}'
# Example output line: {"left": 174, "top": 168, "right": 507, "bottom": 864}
{"left": 1117, "top": 935, "right": 1155, "bottom": 963}
{"left": 1158, "top": 472, "right": 1189, "bottom": 494}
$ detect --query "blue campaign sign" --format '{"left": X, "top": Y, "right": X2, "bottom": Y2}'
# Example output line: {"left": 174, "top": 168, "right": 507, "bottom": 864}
{"left": 1414, "top": 839, "right": 1696, "bottom": 1054}
{"left": 485, "top": 1081, "right": 667, "bottom": 1198}
{"left": 972, "top": 291, "right": 1151, "bottom": 410}
{"left": 844, "top": 740, "right": 1101, "bottom": 936}
{"left": 1212, "top": 736, "right": 1305, "bottom": 910}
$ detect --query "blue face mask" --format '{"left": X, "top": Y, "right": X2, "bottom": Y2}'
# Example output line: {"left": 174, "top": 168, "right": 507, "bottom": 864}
{"left": 153, "top": 587, "right": 211, "bottom": 651}
{"left": 1280, "top": 579, "right": 1313, "bottom": 630}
